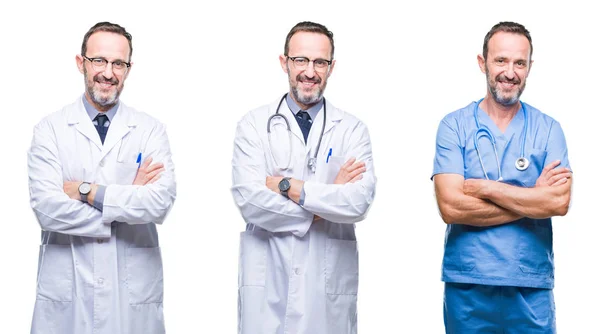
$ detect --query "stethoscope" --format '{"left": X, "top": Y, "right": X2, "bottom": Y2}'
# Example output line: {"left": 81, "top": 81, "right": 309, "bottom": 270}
{"left": 267, "top": 93, "right": 326, "bottom": 173}
{"left": 473, "top": 98, "right": 529, "bottom": 181}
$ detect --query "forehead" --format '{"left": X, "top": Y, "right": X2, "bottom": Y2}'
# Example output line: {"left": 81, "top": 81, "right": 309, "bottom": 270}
{"left": 288, "top": 31, "right": 332, "bottom": 58}
{"left": 488, "top": 31, "right": 531, "bottom": 60}
{"left": 86, "top": 31, "right": 130, "bottom": 60}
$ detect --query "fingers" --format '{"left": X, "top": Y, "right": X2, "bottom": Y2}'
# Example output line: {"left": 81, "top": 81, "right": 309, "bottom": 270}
{"left": 547, "top": 170, "right": 571, "bottom": 185}
{"left": 550, "top": 177, "right": 569, "bottom": 187}
{"left": 147, "top": 173, "right": 162, "bottom": 185}
{"left": 146, "top": 162, "right": 164, "bottom": 173}
{"left": 541, "top": 160, "right": 561, "bottom": 175}
{"left": 141, "top": 156, "right": 153, "bottom": 169}
{"left": 346, "top": 166, "right": 366, "bottom": 181}
{"left": 346, "top": 161, "right": 366, "bottom": 173}
{"left": 349, "top": 174, "right": 364, "bottom": 183}
{"left": 144, "top": 167, "right": 165, "bottom": 184}
{"left": 341, "top": 157, "right": 357, "bottom": 170}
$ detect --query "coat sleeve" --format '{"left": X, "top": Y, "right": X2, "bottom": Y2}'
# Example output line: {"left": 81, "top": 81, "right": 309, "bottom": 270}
{"left": 28, "top": 119, "right": 111, "bottom": 238}
{"left": 231, "top": 118, "right": 313, "bottom": 237}
{"left": 302, "top": 121, "right": 377, "bottom": 224}
{"left": 102, "top": 121, "right": 177, "bottom": 225}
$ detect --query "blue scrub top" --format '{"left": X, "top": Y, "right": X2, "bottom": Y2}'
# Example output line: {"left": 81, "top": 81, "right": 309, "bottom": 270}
{"left": 432, "top": 100, "right": 570, "bottom": 289}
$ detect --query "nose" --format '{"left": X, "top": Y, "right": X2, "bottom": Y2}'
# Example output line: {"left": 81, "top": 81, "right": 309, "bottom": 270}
{"left": 504, "top": 64, "right": 515, "bottom": 80}
{"left": 102, "top": 63, "right": 114, "bottom": 79}
{"left": 303, "top": 61, "right": 316, "bottom": 78}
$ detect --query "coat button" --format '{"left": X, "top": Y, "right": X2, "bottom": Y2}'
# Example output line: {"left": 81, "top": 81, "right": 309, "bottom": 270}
{"left": 294, "top": 268, "right": 301, "bottom": 275}
{"left": 97, "top": 239, "right": 103, "bottom": 244}
{"left": 99, "top": 160, "right": 105, "bottom": 167}
{"left": 98, "top": 278, "right": 104, "bottom": 285}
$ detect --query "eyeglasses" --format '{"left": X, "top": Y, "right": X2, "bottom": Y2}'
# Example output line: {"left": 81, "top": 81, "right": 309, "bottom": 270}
{"left": 82, "top": 55, "right": 131, "bottom": 72}
{"left": 287, "top": 56, "right": 332, "bottom": 71}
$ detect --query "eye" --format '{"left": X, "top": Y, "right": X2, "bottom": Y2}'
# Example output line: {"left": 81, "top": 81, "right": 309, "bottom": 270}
{"left": 112, "top": 60, "right": 125, "bottom": 68}
{"left": 314, "top": 59, "right": 329, "bottom": 67}
{"left": 294, "top": 58, "right": 308, "bottom": 65}
{"left": 516, "top": 60, "right": 526, "bottom": 67}
{"left": 92, "top": 58, "right": 106, "bottom": 66}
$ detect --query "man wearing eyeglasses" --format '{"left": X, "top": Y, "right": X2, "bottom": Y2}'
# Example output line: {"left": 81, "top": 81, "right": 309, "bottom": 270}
{"left": 231, "top": 21, "right": 376, "bottom": 333}
{"left": 28, "top": 22, "right": 176, "bottom": 334}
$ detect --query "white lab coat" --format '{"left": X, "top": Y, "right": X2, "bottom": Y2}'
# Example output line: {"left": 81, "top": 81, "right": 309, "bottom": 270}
{"left": 232, "top": 97, "right": 376, "bottom": 334}
{"left": 28, "top": 98, "right": 176, "bottom": 334}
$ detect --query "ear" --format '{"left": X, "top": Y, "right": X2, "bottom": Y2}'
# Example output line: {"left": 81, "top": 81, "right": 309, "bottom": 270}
{"left": 279, "top": 55, "right": 288, "bottom": 73}
{"left": 326, "top": 59, "right": 336, "bottom": 78}
{"left": 76, "top": 54, "right": 85, "bottom": 74}
{"left": 477, "top": 54, "right": 486, "bottom": 74}
{"left": 527, "top": 59, "right": 534, "bottom": 76}
{"left": 124, "top": 61, "right": 133, "bottom": 80}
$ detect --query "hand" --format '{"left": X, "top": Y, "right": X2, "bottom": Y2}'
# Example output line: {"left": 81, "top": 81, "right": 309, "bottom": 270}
{"left": 63, "top": 181, "right": 82, "bottom": 200}
{"left": 334, "top": 157, "right": 366, "bottom": 184}
{"left": 133, "top": 157, "right": 165, "bottom": 186}
{"left": 535, "top": 160, "right": 572, "bottom": 187}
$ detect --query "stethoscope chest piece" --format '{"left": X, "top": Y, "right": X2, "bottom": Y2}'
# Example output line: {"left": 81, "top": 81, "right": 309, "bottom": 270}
{"left": 515, "top": 157, "right": 530, "bottom": 171}
{"left": 308, "top": 157, "right": 317, "bottom": 173}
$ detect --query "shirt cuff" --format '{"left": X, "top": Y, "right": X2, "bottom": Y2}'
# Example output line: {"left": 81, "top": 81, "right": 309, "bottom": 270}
{"left": 92, "top": 185, "right": 106, "bottom": 211}
{"left": 299, "top": 186, "right": 306, "bottom": 206}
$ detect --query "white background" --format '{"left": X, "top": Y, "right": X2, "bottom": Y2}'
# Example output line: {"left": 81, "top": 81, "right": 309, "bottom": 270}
{"left": 1, "top": 0, "right": 598, "bottom": 333}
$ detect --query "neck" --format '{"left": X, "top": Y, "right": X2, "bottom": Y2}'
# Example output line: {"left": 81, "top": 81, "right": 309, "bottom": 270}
{"left": 480, "top": 95, "right": 520, "bottom": 131}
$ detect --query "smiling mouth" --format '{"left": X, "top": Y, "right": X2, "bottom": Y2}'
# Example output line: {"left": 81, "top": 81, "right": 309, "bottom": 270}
{"left": 96, "top": 81, "right": 115, "bottom": 89}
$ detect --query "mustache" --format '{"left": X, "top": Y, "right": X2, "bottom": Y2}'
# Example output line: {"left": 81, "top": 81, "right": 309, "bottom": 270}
{"left": 496, "top": 74, "right": 520, "bottom": 85}
{"left": 94, "top": 73, "right": 118, "bottom": 85}
{"left": 296, "top": 74, "right": 321, "bottom": 84}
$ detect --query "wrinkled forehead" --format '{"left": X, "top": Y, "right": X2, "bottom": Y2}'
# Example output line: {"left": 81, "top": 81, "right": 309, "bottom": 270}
{"left": 488, "top": 32, "right": 531, "bottom": 60}
{"left": 288, "top": 32, "right": 332, "bottom": 59}
{"left": 86, "top": 31, "right": 131, "bottom": 60}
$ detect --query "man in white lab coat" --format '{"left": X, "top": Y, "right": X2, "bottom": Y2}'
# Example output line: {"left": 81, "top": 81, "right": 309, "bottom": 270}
{"left": 231, "top": 21, "right": 376, "bottom": 334}
{"left": 28, "top": 22, "right": 176, "bottom": 334}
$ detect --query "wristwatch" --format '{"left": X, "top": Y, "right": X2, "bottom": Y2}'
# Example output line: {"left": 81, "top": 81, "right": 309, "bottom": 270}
{"left": 78, "top": 182, "right": 92, "bottom": 203}
{"left": 278, "top": 177, "right": 292, "bottom": 198}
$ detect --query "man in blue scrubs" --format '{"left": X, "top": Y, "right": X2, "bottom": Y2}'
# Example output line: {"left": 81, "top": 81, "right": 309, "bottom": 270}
{"left": 432, "top": 22, "right": 572, "bottom": 333}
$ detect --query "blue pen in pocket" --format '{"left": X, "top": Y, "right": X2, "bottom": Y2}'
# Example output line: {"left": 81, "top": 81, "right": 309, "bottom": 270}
{"left": 136, "top": 153, "right": 142, "bottom": 168}
{"left": 326, "top": 148, "right": 332, "bottom": 163}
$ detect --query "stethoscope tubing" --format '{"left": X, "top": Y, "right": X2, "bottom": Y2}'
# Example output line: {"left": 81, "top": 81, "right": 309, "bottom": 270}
{"left": 267, "top": 93, "right": 326, "bottom": 172}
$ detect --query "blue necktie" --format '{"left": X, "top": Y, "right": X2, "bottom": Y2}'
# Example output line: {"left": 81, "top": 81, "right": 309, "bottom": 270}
{"left": 296, "top": 111, "right": 312, "bottom": 143}
{"left": 93, "top": 114, "right": 109, "bottom": 144}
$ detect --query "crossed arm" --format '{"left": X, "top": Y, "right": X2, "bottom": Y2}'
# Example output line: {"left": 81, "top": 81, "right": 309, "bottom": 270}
{"left": 29, "top": 120, "right": 173, "bottom": 238}
{"left": 434, "top": 160, "right": 572, "bottom": 227}
{"left": 63, "top": 157, "right": 164, "bottom": 204}
{"left": 265, "top": 157, "right": 366, "bottom": 221}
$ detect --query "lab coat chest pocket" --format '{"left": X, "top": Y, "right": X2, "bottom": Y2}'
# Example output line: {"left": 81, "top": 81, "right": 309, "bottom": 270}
{"left": 37, "top": 245, "right": 73, "bottom": 302}
{"left": 325, "top": 239, "right": 359, "bottom": 295}
{"left": 125, "top": 247, "right": 164, "bottom": 304}
{"left": 317, "top": 155, "right": 345, "bottom": 184}
{"left": 114, "top": 131, "right": 142, "bottom": 184}
{"left": 238, "top": 231, "right": 268, "bottom": 287}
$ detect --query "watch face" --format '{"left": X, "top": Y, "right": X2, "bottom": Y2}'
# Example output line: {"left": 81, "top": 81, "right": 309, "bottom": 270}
{"left": 79, "top": 182, "right": 91, "bottom": 194}
{"left": 278, "top": 178, "right": 290, "bottom": 192}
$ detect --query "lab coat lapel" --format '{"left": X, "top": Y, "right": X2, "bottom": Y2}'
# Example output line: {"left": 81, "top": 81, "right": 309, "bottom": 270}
{"left": 322, "top": 100, "right": 342, "bottom": 135}
{"left": 68, "top": 99, "right": 103, "bottom": 150}
{"left": 305, "top": 99, "right": 343, "bottom": 167}
{"left": 100, "top": 104, "right": 136, "bottom": 161}
{"left": 279, "top": 99, "right": 306, "bottom": 146}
